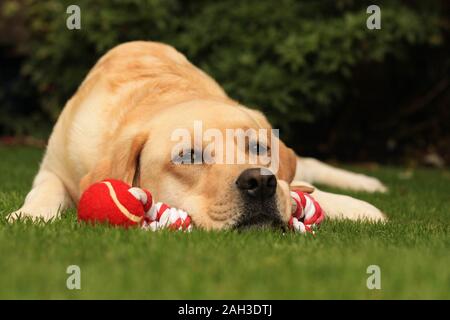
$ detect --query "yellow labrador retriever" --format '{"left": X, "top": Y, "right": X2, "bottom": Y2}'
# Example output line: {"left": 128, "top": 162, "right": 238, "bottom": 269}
{"left": 9, "top": 41, "right": 386, "bottom": 228}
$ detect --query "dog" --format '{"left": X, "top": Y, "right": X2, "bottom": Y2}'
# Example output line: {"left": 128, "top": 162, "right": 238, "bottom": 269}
{"left": 9, "top": 41, "right": 387, "bottom": 229}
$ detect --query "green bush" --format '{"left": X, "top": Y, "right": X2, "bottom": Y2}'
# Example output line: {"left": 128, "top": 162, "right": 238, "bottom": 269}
{"left": 1, "top": 0, "right": 448, "bottom": 161}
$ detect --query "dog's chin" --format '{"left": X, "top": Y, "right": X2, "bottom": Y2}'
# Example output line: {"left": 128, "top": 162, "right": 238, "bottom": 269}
{"left": 233, "top": 198, "right": 286, "bottom": 231}
{"left": 234, "top": 218, "right": 286, "bottom": 232}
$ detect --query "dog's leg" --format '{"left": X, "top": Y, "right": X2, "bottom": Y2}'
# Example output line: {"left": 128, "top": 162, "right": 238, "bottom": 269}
{"left": 295, "top": 157, "right": 387, "bottom": 193}
{"left": 312, "top": 187, "right": 386, "bottom": 222}
{"left": 8, "top": 169, "right": 72, "bottom": 222}
{"left": 291, "top": 180, "right": 386, "bottom": 222}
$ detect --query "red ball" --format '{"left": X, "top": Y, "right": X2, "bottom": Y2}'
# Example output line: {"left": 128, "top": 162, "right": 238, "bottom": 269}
{"left": 78, "top": 179, "right": 152, "bottom": 227}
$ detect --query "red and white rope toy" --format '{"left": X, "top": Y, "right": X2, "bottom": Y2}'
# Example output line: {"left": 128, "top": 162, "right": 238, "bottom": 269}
{"left": 288, "top": 190, "right": 326, "bottom": 234}
{"left": 142, "top": 202, "right": 192, "bottom": 232}
{"left": 126, "top": 187, "right": 192, "bottom": 232}
{"left": 130, "top": 187, "right": 325, "bottom": 234}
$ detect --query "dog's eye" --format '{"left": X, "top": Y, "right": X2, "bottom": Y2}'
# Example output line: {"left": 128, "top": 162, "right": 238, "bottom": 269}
{"left": 250, "top": 141, "right": 270, "bottom": 156}
{"left": 178, "top": 148, "right": 202, "bottom": 164}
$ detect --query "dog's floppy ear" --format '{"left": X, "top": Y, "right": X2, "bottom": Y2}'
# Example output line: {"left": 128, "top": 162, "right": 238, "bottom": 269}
{"left": 109, "top": 131, "right": 148, "bottom": 186}
{"left": 277, "top": 141, "right": 297, "bottom": 183}
{"left": 80, "top": 131, "right": 148, "bottom": 193}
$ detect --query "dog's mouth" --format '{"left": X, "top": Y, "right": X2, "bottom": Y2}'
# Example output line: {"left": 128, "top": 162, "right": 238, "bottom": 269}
{"left": 233, "top": 198, "right": 285, "bottom": 230}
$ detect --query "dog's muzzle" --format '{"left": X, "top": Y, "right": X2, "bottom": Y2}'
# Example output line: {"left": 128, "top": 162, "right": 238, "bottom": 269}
{"left": 234, "top": 168, "right": 283, "bottom": 229}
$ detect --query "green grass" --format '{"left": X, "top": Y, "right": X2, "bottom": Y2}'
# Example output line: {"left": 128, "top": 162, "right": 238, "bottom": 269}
{"left": 0, "top": 145, "right": 449, "bottom": 299}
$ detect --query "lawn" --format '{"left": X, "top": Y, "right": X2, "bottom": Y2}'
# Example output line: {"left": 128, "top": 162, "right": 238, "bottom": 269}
{"left": 0, "top": 145, "right": 449, "bottom": 299}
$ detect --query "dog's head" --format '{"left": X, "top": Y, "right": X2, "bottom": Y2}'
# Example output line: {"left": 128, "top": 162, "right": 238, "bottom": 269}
{"left": 81, "top": 100, "right": 299, "bottom": 230}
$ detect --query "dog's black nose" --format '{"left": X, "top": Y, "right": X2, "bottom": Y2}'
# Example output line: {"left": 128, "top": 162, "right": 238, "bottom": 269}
{"left": 236, "top": 168, "right": 277, "bottom": 199}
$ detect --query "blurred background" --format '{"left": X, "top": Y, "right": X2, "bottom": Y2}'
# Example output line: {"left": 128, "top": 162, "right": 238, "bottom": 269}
{"left": 0, "top": 0, "right": 449, "bottom": 166}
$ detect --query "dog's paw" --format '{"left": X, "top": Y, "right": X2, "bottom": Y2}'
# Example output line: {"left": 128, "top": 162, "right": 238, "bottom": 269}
{"left": 343, "top": 174, "right": 388, "bottom": 193}
{"left": 312, "top": 190, "right": 387, "bottom": 222}
{"left": 7, "top": 207, "right": 59, "bottom": 223}
{"left": 326, "top": 194, "right": 387, "bottom": 222}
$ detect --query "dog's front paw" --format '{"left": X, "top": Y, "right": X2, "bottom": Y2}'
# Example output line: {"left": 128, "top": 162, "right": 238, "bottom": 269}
{"left": 312, "top": 190, "right": 387, "bottom": 222}
{"left": 327, "top": 194, "right": 387, "bottom": 222}
{"left": 7, "top": 207, "right": 59, "bottom": 223}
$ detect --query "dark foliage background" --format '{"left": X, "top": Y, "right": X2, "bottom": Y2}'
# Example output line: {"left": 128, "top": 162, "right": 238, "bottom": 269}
{"left": 1, "top": 0, "right": 449, "bottom": 165}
